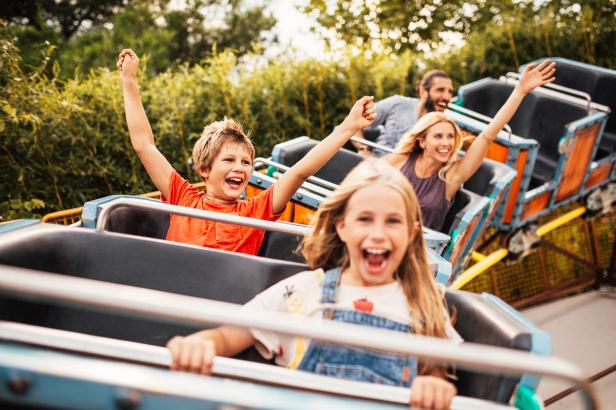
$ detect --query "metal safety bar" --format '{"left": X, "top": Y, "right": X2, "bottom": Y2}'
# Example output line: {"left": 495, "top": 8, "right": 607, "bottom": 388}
{"left": 253, "top": 157, "right": 339, "bottom": 190}
{"left": 451, "top": 249, "right": 509, "bottom": 289}
{"left": 271, "top": 171, "right": 332, "bottom": 198}
{"left": 349, "top": 136, "right": 396, "bottom": 153}
{"left": 535, "top": 207, "right": 587, "bottom": 237}
{"left": 447, "top": 103, "right": 513, "bottom": 141}
{"left": 96, "top": 197, "right": 312, "bottom": 236}
{"left": 0, "top": 265, "right": 599, "bottom": 409}
{"left": 0, "top": 321, "right": 510, "bottom": 410}
{"left": 505, "top": 72, "right": 593, "bottom": 114}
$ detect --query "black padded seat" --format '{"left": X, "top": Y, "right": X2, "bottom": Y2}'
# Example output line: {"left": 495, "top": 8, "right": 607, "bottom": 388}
{"left": 598, "top": 131, "right": 616, "bottom": 155}
{"left": 0, "top": 225, "right": 307, "bottom": 358}
{"left": 257, "top": 230, "right": 305, "bottom": 263}
{"left": 442, "top": 188, "right": 481, "bottom": 235}
{"left": 99, "top": 202, "right": 303, "bottom": 262}
{"left": 364, "top": 126, "right": 383, "bottom": 142}
{"left": 445, "top": 290, "right": 531, "bottom": 403}
{"left": 276, "top": 138, "right": 364, "bottom": 185}
{"left": 101, "top": 205, "right": 170, "bottom": 240}
{"left": 530, "top": 154, "right": 558, "bottom": 188}
{"left": 464, "top": 158, "right": 513, "bottom": 197}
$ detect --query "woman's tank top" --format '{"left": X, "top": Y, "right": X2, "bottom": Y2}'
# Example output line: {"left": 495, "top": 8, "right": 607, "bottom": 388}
{"left": 400, "top": 153, "right": 452, "bottom": 232}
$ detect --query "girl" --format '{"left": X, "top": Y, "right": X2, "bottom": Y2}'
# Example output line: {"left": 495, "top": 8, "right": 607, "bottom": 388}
{"left": 168, "top": 160, "right": 460, "bottom": 410}
{"left": 386, "top": 60, "right": 556, "bottom": 231}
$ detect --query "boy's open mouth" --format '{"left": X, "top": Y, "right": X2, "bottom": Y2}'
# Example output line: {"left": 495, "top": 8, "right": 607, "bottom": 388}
{"left": 362, "top": 248, "right": 391, "bottom": 272}
{"left": 225, "top": 177, "right": 244, "bottom": 189}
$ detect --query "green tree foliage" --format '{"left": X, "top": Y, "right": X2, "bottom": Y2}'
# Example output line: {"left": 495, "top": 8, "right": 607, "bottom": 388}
{"left": 0, "top": 30, "right": 414, "bottom": 220}
{"left": 427, "top": 1, "right": 616, "bottom": 85}
{"left": 0, "top": 0, "right": 129, "bottom": 39}
{"left": 1, "top": 0, "right": 277, "bottom": 77}
{"left": 303, "top": 0, "right": 616, "bottom": 62}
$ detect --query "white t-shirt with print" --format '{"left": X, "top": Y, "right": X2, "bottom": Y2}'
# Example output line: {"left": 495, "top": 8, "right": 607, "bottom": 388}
{"left": 243, "top": 268, "right": 462, "bottom": 368}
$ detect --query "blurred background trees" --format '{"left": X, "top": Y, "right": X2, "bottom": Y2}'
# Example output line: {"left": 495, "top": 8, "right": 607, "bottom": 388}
{"left": 1, "top": 0, "right": 615, "bottom": 219}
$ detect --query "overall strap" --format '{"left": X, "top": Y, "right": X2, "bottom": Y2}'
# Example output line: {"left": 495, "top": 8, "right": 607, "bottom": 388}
{"left": 320, "top": 267, "right": 341, "bottom": 319}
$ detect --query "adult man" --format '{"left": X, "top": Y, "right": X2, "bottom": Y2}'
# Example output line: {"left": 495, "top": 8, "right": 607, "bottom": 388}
{"left": 355, "top": 70, "right": 453, "bottom": 157}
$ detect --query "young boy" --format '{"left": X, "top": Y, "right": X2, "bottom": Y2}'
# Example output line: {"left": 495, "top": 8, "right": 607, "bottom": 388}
{"left": 117, "top": 49, "right": 376, "bottom": 255}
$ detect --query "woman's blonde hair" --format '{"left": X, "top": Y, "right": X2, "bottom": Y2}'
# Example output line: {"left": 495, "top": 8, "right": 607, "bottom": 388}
{"left": 394, "top": 112, "right": 463, "bottom": 180}
{"left": 302, "top": 160, "right": 449, "bottom": 340}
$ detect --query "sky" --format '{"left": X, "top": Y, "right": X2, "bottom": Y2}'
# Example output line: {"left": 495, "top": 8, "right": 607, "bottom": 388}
{"left": 259, "top": 0, "right": 328, "bottom": 58}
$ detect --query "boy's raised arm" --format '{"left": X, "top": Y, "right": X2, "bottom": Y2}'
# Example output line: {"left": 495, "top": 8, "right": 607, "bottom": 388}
{"left": 118, "top": 49, "right": 174, "bottom": 198}
{"left": 271, "top": 96, "right": 377, "bottom": 214}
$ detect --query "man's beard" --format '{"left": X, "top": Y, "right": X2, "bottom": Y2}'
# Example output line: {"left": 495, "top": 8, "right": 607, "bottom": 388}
{"left": 424, "top": 95, "right": 437, "bottom": 113}
{"left": 424, "top": 95, "right": 448, "bottom": 113}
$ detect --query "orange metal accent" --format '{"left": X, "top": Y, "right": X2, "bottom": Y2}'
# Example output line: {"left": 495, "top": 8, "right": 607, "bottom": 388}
{"left": 555, "top": 123, "right": 601, "bottom": 202}
{"left": 41, "top": 207, "right": 83, "bottom": 224}
{"left": 521, "top": 191, "right": 551, "bottom": 221}
{"left": 485, "top": 141, "right": 509, "bottom": 163}
{"left": 584, "top": 162, "right": 613, "bottom": 191}
{"left": 500, "top": 149, "right": 528, "bottom": 224}
{"left": 293, "top": 204, "right": 316, "bottom": 225}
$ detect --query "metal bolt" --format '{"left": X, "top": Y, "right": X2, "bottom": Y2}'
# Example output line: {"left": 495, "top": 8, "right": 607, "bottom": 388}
{"left": 116, "top": 389, "right": 142, "bottom": 410}
{"left": 7, "top": 374, "right": 31, "bottom": 395}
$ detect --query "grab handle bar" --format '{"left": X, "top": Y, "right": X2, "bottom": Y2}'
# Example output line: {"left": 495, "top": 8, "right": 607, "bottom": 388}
{"left": 0, "top": 265, "right": 599, "bottom": 410}
{"left": 0, "top": 321, "right": 510, "bottom": 409}
{"left": 349, "top": 136, "right": 395, "bottom": 153}
{"left": 447, "top": 103, "right": 513, "bottom": 141}
{"left": 253, "top": 157, "right": 339, "bottom": 191}
{"left": 96, "top": 197, "right": 311, "bottom": 236}
{"left": 505, "top": 72, "right": 592, "bottom": 114}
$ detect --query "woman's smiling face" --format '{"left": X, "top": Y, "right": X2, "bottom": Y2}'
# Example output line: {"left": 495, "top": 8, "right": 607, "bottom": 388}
{"left": 420, "top": 121, "right": 456, "bottom": 163}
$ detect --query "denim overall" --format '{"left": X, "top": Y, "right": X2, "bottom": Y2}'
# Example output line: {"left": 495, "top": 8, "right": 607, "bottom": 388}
{"left": 297, "top": 267, "right": 418, "bottom": 387}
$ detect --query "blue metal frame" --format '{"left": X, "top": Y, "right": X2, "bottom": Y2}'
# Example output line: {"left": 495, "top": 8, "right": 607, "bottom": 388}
{"left": 443, "top": 195, "right": 491, "bottom": 278}
{"left": 551, "top": 112, "right": 608, "bottom": 206}
{"left": 0, "top": 219, "right": 39, "bottom": 234}
{"left": 0, "top": 343, "right": 410, "bottom": 410}
{"left": 82, "top": 194, "right": 162, "bottom": 228}
{"left": 482, "top": 293, "right": 552, "bottom": 391}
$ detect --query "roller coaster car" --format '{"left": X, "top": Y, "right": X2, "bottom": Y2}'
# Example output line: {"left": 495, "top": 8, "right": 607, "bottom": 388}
{"left": 455, "top": 77, "right": 609, "bottom": 229}
{"left": 271, "top": 136, "right": 493, "bottom": 277}
{"left": 519, "top": 58, "right": 616, "bottom": 208}
{"left": 80, "top": 195, "right": 452, "bottom": 284}
{"left": 0, "top": 222, "right": 549, "bottom": 405}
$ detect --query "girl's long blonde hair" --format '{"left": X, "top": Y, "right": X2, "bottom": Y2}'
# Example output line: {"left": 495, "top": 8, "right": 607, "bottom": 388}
{"left": 394, "top": 112, "right": 464, "bottom": 180}
{"left": 302, "top": 160, "right": 449, "bottom": 340}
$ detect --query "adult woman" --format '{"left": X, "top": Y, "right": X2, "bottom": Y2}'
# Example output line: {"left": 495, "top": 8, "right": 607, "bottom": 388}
{"left": 387, "top": 60, "right": 555, "bottom": 231}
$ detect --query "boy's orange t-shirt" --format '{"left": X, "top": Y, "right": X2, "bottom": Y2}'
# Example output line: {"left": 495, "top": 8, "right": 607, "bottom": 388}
{"left": 162, "top": 171, "right": 280, "bottom": 255}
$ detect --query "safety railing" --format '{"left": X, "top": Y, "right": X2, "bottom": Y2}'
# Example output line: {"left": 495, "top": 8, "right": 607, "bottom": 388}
{"left": 447, "top": 103, "right": 513, "bottom": 141}
{"left": 0, "top": 265, "right": 599, "bottom": 410}
{"left": 505, "top": 72, "right": 593, "bottom": 114}
{"left": 253, "top": 157, "right": 339, "bottom": 191}
{"left": 0, "top": 321, "right": 509, "bottom": 410}
{"left": 96, "top": 197, "right": 312, "bottom": 236}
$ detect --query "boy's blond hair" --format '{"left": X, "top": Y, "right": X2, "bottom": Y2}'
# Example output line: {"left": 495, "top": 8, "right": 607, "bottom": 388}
{"left": 192, "top": 117, "right": 255, "bottom": 175}
{"left": 302, "top": 160, "right": 449, "bottom": 343}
